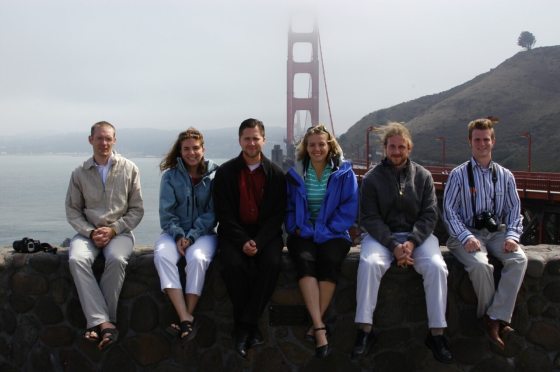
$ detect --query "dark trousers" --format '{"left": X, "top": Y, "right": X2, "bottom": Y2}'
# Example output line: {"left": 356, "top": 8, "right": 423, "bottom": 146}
{"left": 287, "top": 235, "right": 351, "bottom": 283}
{"left": 218, "top": 235, "right": 284, "bottom": 330}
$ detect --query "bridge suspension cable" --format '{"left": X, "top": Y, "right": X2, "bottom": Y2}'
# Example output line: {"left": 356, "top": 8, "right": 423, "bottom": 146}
{"left": 318, "top": 31, "right": 335, "bottom": 137}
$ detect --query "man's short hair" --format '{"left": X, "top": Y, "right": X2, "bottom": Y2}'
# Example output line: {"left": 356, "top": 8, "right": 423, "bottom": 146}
{"left": 238, "top": 118, "right": 265, "bottom": 137}
{"left": 467, "top": 117, "right": 498, "bottom": 140}
{"left": 90, "top": 121, "right": 116, "bottom": 137}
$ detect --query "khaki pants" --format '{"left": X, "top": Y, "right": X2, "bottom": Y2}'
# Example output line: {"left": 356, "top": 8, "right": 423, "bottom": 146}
{"left": 69, "top": 233, "right": 133, "bottom": 328}
{"left": 447, "top": 229, "right": 527, "bottom": 322}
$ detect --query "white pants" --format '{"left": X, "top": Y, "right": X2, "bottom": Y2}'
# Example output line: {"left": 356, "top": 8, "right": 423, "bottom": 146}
{"left": 153, "top": 233, "right": 216, "bottom": 296}
{"left": 69, "top": 233, "right": 133, "bottom": 329}
{"left": 447, "top": 229, "right": 527, "bottom": 322}
{"left": 355, "top": 233, "right": 448, "bottom": 329}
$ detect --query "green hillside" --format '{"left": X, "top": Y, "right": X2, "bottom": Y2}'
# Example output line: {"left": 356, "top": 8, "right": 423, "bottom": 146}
{"left": 339, "top": 46, "right": 560, "bottom": 172}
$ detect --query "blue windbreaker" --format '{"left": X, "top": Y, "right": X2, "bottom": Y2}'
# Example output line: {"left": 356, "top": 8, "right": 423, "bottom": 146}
{"left": 159, "top": 158, "right": 218, "bottom": 242}
{"left": 285, "top": 157, "right": 358, "bottom": 244}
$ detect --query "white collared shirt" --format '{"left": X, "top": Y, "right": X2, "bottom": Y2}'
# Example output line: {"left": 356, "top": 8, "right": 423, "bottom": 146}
{"left": 95, "top": 157, "right": 113, "bottom": 186}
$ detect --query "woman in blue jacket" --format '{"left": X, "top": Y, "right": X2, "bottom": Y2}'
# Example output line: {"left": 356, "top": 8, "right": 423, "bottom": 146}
{"left": 154, "top": 128, "right": 218, "bottom": 341}
{"left": 285, "top": 124, "right": 358, "bottom": 358}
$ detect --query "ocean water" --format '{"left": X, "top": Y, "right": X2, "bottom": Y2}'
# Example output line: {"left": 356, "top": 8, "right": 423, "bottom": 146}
{"left": 0, "top": 155, "right": 225, "bottom": 248}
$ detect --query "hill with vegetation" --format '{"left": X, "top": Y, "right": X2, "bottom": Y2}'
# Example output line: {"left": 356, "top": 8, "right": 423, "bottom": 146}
{"left": 338, "top": 46, "right": 560, "bottom": 172}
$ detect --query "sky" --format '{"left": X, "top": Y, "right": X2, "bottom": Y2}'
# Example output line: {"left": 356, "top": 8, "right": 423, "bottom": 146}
{"left": 0, "top": 0, "right": 559, "bottom": 137}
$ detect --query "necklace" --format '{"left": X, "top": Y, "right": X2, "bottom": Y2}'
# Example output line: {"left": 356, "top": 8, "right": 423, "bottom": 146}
{"left": 396, "top": 170, "right": 405, "bottom": 196}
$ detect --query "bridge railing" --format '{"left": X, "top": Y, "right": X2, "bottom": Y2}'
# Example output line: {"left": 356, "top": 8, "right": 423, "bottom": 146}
{"left": 352, "top": 163, "right": 560, "bottom": 201}
{"left": 516, "top": 177, "right": 560, "bottom": 201}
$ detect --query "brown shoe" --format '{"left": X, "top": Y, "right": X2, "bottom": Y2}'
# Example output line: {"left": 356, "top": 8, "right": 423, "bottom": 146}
{"left": 484, "top": 315, "right": 505, "bottom": 349}
{"left": 500, "top": 323, "right": 515, "bottom": 337}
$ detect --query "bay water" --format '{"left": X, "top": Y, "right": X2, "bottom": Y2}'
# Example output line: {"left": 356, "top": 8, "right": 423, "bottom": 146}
{"left": 0, "top": 155, "right": 226, "bottom": 248}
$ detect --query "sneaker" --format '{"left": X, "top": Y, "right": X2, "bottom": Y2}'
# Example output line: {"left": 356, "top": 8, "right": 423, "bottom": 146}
{"left": 425, "top": 333, "right": 453, "bottom": 364}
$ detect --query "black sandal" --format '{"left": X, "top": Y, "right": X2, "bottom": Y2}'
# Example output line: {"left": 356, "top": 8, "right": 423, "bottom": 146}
{"left": 83, "top": 326, "right": 100, "bottom": 343}
{"left": 98, "top": 327, "right": 119, "bottom": 351}
{"left": 166, "top": 319, "right": 197, "bottom": 342}
{"left": 179, "top": 319, "right": 197, "bottom": 341}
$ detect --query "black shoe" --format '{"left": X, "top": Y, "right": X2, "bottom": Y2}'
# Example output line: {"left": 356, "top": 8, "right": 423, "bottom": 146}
{"left": 315, "top": 343, "right": 331, "bottom": 359}
{"left": 247, "top": 328, "right": 264, "bottom": 349}
{"left": 425, "top": 333, "right": 453, "bottom": 364}
{"left": 234, "top": 329, "right": 249, "bottom": 358}
{"left": 351, "top": 329, "right": 375, "bottom": 359}
{"left": 314, "top": 327, "right": 331, "bottom": 359}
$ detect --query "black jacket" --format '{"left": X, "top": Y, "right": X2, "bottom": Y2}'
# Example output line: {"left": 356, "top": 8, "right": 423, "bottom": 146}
{"left": 213, "top": 152, "right": 286, "bottom": 250}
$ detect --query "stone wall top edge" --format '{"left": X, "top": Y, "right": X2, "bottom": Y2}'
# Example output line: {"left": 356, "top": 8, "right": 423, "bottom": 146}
{"left": 1, "top": 244, "right": 559, "bottom": 262}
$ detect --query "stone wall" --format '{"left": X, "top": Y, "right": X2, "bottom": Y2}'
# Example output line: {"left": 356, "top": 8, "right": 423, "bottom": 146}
{"left": 1, "top": 245, "right": 560, "bottom": 372}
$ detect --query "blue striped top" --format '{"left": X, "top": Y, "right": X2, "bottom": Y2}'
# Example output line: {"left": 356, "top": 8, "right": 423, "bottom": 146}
{"left": 305, "top": 164, "right": 332, "bottom": 222}
{"left": 443, "top": 158, "right": 523, "bottom": 244}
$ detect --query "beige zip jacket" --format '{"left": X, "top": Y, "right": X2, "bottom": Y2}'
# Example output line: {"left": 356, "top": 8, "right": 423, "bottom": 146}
{"left": 65, "top": 153, "right": 144, "bottom": 238}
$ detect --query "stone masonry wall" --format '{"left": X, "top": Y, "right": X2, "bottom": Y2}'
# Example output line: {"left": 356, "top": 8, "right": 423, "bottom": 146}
{"left": 1, "top": 245, "right": 560, "bottom": 372}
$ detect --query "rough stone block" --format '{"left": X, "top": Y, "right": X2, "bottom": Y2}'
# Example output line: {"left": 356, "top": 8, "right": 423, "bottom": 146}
{"left": 0, "top": 309, "right": 17, "bottom": 334}
{"left": 49, "top": 277, "right": 72, "bottom": 305}
{"left": 471, "top": 356, "right": 515, "bottom": 372}
{"left": 58, "top": 348, "right": 95, "bottom": 372}
{"left": 120, "top": 279, "right": 150, "bottom": 300}
{"left": 102, "top": 345, "right": 137, "bottom": 372}
{"left": 270, "top": 287, "right": 303, "bottom": 306}
{"left": 39, "top": 325, "right": 74, "bottom": 347}
{"left": 527, "top": 294, "right": 547, "bottom": 316}
{"left": 34, "top": 296, "right": 63, "bottom": 325}
{"left": 516, "top": 347, "right": 552, "bottom": 372}
{"left": 373, "top": 350, "right": 413, "bottom": 372}
{"left": 9, "top": 293, "right": 35, "bottom": 313}
{"left": 66, "top": 297, "right": 86, "bottom": 329}
{"left": 526, "top": 321, "right": 560, "bottom": 351}
{"left": 29, "top": 254, "right": 61, "bottom": 275}
{"left": 543, "top": 280, "right": 560, "bottom": 303}
{"left": 29, "top": 344, "right": 57, "bottom": 372}
{"left": 130, "top": 295, "right": 159, "bottom": 333}
{"left": 122, "top": 333, "right": 170, "bottom": 366}
{"left": 193, "top": 315, "right": 217, "bottom": 348}
{"left": 10, "top": 271, "right": 48, "bottom": 295}
{"left": 547, "top": 259, "right": 560, "bottom": 276}
{"left": 526, "top": 252, "right": 546, "bottom": 278}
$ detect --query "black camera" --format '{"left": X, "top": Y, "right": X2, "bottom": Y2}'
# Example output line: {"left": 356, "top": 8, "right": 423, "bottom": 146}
{"left": 13, "top": 237, "right": 57, "bottom": 254}
{"left": 13, "top": 237, "right": 42, "bottom": 253}
{"left": 474, "top": 211, "right": 499, "bottom": 232}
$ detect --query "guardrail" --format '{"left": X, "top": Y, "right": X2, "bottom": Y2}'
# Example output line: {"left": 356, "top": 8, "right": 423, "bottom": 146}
{"left": 352, "top": 163, "right": 560, "bottom": 202}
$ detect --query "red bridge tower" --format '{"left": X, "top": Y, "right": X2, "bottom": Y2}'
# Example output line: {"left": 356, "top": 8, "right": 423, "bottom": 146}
{"left": 286, "top": 23, "right": 319, "bottom": 160}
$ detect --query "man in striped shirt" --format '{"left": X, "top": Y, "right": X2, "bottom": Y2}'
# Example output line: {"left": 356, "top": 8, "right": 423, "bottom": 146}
{"left": 443, "top": 117, "right": 528, "bottom": 350}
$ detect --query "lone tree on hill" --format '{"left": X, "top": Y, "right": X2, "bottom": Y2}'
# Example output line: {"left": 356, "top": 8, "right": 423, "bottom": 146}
{"left": 518, "top": 31, "right": 536, "bottom": 50}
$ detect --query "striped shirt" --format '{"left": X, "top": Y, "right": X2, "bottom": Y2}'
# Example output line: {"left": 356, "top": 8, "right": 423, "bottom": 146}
{"left": 305, "top": 164, "right": 332, "bottom": 222}
{"left": 443, "top": 157, "right": 523, "bottom": 244}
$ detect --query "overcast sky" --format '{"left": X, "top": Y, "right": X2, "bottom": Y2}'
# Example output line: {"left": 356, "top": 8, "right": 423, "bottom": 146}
{"left": 1, "top": 0, "right": 558, "bottom": 137}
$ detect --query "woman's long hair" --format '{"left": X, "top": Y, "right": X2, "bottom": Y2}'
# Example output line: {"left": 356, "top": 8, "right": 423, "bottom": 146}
{"left": 295, "top": 123, "right": 342, "bottom": 161}
{"left": 159, "top": 127, "right": 206, "bottom": 175}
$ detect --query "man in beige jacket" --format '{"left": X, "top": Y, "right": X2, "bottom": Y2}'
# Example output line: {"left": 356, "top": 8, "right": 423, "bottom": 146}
{"left": 66, "top": 121, "right": 144, "bottom": 350}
